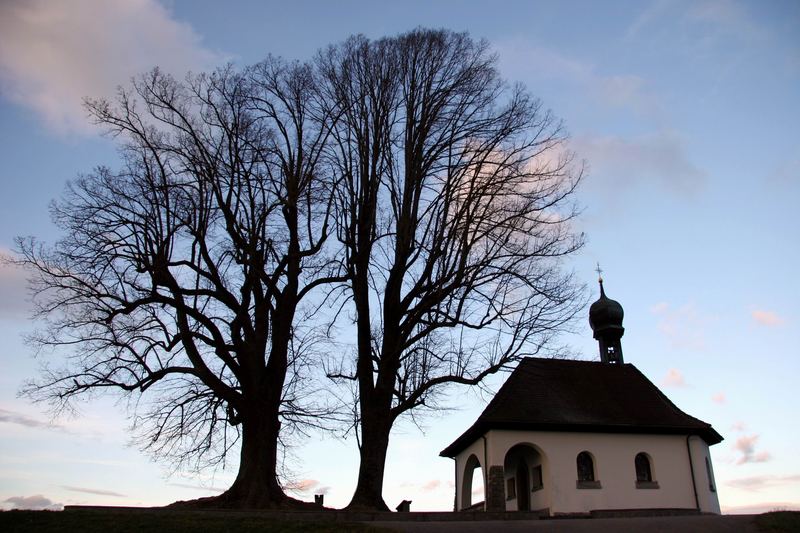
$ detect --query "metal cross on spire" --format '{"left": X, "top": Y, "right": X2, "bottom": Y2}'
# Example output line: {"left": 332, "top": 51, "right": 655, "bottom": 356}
{"left": 595, "top": 262, "right": 604, "bottom": 283}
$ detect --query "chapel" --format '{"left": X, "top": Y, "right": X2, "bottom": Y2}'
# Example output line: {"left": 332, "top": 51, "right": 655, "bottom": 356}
{"left": 440, "top": 277, "right": 722, "bottom": 516}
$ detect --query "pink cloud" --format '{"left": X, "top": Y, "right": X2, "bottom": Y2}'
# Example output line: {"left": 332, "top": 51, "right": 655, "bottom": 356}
{"left": 722, "top": 501, "right": 800, "bottom": 514}
{"left": 731, "top": 421, "right": 747, "bottom": 432}
{"left": 650, "top": 302, "right": 711, "bottom": 350}
{"left": 420, "top": 480, "right": 441, "bottom": 492}
{"left": 712, "top": 392, "right": 726, "bottom": 404}
{"left": 726, "top": 474, "right": 800, "bottom": 492}
{"left": 752, "top": 309, "right": 785, "bottom": 327}
{"left": 661, "top": 368, "right": 687, "bottom": 388}
{"left": 0, "top": 0, "right": 222, "bottom": 134}
{"left": 285, "top": 479, "right": 319, "bottom": 493}
{"left": 734, "top": 434, "right": 772, "bottom": 465}
{"left": 3, "top": 495, "right": 62, "bottom": 510}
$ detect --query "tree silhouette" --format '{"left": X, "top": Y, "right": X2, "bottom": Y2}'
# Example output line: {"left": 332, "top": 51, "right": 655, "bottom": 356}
{"left": 15, "top": 28, "right": 584, "bottom": 512}
{"left": 16, "top": 60, "right": 342, "bottom": 508}
{"left": 319, "top": 29, "right": 584, "bottom": 510}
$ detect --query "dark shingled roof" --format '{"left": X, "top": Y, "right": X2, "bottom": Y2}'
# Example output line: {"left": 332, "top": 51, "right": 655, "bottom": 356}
{"left": 440, "top": 358, "right": 723, "bottom": 457}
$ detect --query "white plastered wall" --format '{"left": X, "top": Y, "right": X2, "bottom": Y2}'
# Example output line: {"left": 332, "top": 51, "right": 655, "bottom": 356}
{"left": 454, "top": 430, "right": 720, "bottom": 515}
{"left": 689, "top": 435, "right": 721, "bottom": 514}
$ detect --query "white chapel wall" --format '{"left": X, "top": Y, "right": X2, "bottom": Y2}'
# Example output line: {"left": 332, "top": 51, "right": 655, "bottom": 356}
{"left": 480, "top": 430, "right": 720, "bottom": 514}
{"left": 688, "top": 435, "right": 721, "bottom": 514}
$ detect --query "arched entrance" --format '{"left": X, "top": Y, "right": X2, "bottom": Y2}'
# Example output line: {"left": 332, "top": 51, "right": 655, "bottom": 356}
{"left": 460, "top": 454, "right": 485, "bottom": 510}
{"left": 503, "top": 443, "right": 547, "bottom": 512}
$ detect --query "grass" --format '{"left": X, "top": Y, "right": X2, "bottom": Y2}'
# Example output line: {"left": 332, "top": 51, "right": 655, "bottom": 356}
{"left": 0, "top": 509, "right": 393, "bottom": 533}
{"left": 755, "top": 511, "right": 800, "bottom": 532}
{"left": 5, "top": 507, "right": 798, "bottom": 532}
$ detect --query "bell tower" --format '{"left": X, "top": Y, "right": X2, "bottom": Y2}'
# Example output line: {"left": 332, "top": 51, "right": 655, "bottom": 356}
{"left": 588, "top": 266, "right": 625, "bottom": 364}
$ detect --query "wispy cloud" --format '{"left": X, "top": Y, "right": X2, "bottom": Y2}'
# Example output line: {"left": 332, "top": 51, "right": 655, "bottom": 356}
{"left": 733, "top": 434, "right": 772, "bottom": 465}
{"left": 168, "top": 483, "right": 224, "bottom": 493}
{"left": 651, "top": 302, "right": 669, "bottom": 314}
{"left": 399, "top": 479, "right": 450, "bottom": 493}
{"left": 495, "top": 41, "right": 661, "bottom": 117}
{"left": 285, "top": 478, "right": 321, "bottom": 494}
{"left": 712, "top": 392, "right": 726, "bottom": 404}
{"left": 0, "top": 408, "right": 102, "bottom": 439}
{"left": 726, "top": 474, "right": 800, "bottom": 492}
{"left": 573, "top": 131, "right": 706, "bottom": 197}
{"left": 0, "top": 0, "right": 223, "bottom": 135}
{"left": 283, "top": 478, "right": 328, "bottom": 497}
{"left": 0, "top": 408, "right": 62, "bottom": 431}
{"left": 625, "top": 0, "right": 673, "bottom": 41}
{"left": 685, "top": 0, "right": 765, "bottom": 42}
{"left": 768, "top": 157, "right": 800, "bottom": 186}
{"left": 626, "top": 0, "right": 765, "bottom": 50}
{"left": 751, "top": 309, "right": 785, "bottom": 327}
{"left": 61, "top": 486, "right": 127, "bottom": 498}
{"left": 420, "top": 479, "right": 441, "bottom": 492}
{"left": 722, "top": 501, "right": 800, "bottom": 514}
{"left": 3, "top": 494, "right": 62, "bottom": 510}
{"left": 650, "top": 302, "right": 710, "bottom": 350}
{"left": 661, "top": 368, "right": 687, "bottom": 388}
{"left": 494, "top": 40, "right": 707, "bottom": 201}
{"left": 0, "top": 252, "right": 30, "bottom": 320}
{"left": 731, "top": 421, "right": 747, "bottom": 432}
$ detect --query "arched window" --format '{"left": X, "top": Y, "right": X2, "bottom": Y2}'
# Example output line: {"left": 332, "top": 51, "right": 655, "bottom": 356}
{"left": 635, "top": 453, "right": 652, "bottom": 482}
{"left": 577, "top": 452, "right": 595, "bottom": 482}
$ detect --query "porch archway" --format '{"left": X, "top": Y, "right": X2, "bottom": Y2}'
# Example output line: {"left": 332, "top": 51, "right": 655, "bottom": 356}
{"left": 460, "top": 453, "right": 485, "bottom": 510}
{"left": 503, "top": 443, "right": 548, "bottom": 512}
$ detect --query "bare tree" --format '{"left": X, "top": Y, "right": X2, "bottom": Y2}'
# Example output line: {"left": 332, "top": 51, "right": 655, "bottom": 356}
{"left": 319, "top": 29, "right": 585, "bottom": 510}
{"left": 14, "top": 59, "right": 342, "bottom": 508}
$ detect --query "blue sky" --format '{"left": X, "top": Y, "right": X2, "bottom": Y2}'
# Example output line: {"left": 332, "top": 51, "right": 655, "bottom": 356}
{"left": 0, "top": 0, "right": 798, "bottom": 514}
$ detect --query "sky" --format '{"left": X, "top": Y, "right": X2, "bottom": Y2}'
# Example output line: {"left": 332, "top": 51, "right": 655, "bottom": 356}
{"left": 0, "top": 0, "right": 798, "bottom": 515}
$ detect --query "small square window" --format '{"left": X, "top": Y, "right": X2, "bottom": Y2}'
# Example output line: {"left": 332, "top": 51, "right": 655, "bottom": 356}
{"left": 506, "top": 477, "right": 516, "bottom": 500}
{"left": 531, "top": 464, "right": 543, "bottom": 491}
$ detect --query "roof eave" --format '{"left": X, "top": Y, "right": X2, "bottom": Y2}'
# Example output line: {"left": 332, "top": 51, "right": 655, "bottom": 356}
{"left": 439, "top": 421, "right": 486, "bottom": 458}
{"left": 440, "top": 421, "right": 723, "bottom": 457}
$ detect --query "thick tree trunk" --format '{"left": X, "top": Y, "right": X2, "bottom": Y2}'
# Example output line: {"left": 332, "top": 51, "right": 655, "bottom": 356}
{"left": 216, "top": 410, "right": 287, "bottom": 508}
{"left": 172, "top": 401, "right": 307, "bottom": 510}
{"left": 347, "top": 408, "right": 392, "bottom": 511}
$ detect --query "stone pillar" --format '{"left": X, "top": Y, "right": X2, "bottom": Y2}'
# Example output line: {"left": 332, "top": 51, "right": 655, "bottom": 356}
{"left": 486, "top": 465, "right": 506, "bottom": 511}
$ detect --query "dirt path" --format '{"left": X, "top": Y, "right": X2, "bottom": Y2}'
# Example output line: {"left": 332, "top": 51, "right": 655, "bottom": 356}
{"left": 374, "top": 514, "right": 759, "bottom": 532}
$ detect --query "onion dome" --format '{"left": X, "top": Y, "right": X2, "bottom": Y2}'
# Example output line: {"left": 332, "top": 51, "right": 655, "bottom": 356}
{"left": 589, "top": 278, "right": 624, "bottom": 333}
{"left": 589, "top": 268, "right": 625, "bottom": 364}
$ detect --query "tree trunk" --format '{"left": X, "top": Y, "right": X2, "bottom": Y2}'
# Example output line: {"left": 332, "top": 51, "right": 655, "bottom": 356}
{"left": 220, "top": 411, "right": 283, "bottom": 507}
{"left": 169, "top": 402, "right": 301, "bottom": 510}
{"left": 166, "top": 390, "right": 310, "bottom": 510}
{"left": 205, "top": 407, "right": 288, "bottom": 508}
{"left": 346, "top": 404, "right": 392, "bottom": 511}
